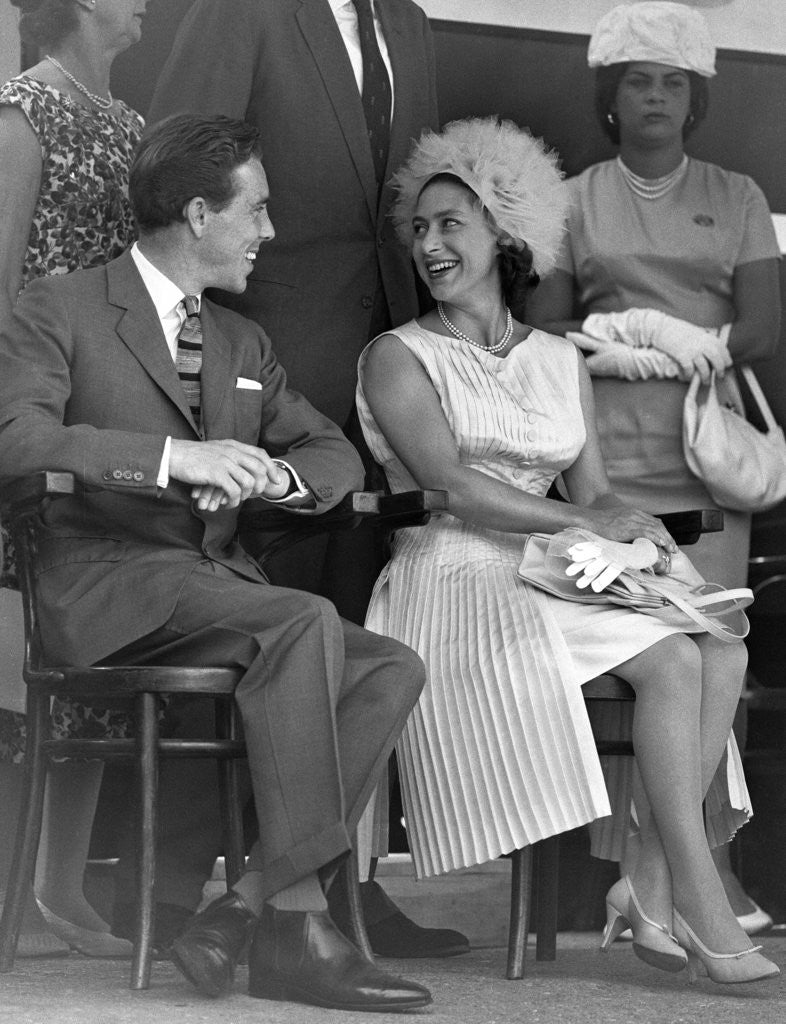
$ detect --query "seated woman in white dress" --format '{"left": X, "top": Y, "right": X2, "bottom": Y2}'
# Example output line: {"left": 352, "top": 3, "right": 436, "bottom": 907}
{"left": 355, "top": 116, "right": 778, "bottom": 985}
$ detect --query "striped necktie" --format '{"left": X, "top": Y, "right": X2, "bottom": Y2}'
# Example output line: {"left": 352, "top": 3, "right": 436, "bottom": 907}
{"left": 352, "top": 0, "right": 391, "bottom": 192}
{"left": 176, "top": 294, "right": 202, "bottom": 426}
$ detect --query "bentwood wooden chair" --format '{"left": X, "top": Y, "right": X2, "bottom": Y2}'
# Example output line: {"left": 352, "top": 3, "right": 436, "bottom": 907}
{"left": 505, "top": 507, "right": 724, "bottom": 978}
{"left": 0, "top": 471, "right": 447, "bottom": 989}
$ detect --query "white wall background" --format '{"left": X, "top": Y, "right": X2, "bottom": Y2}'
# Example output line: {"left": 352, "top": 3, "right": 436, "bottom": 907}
{"left": 2, "top": 2, "right": 785, "bottom": 77}
{"left": 419, "top": 0, "right": 786, "bottom": 57}
{"left": 1, "top": 4, "right": 20, "bottom": 84}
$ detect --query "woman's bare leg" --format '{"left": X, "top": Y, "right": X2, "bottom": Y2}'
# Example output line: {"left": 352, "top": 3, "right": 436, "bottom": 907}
{"left": 34, "top": 760, "right": 112, "bottom": 932}
{"left": 614, "top": 634, "right": 753, "bottom": 953}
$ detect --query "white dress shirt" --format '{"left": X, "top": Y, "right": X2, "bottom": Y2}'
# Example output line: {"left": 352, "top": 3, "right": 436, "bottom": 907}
{"left": 129, "top": 243, "right": 313, "bottom": 507}
{"left": 329, "top": 0, "right": 395, "bottom": 118}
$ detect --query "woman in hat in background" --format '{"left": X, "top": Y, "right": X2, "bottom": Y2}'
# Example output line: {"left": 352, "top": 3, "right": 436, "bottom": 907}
{"left": 528, "top": 0, "right": 781, "bottom": 939}
{"left": 355, "top": 114, "right": 778, "bottom": 985}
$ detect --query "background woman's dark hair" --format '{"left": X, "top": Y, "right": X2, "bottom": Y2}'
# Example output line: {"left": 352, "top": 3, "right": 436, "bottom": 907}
{"left": 594, "top": 63, "right": 709, "bottom": 144}
{"left": 11, "top": 0, "right": 80, "bottom": 48}
{"left": 130, "top": 114, "right": 264, "bottom": 231}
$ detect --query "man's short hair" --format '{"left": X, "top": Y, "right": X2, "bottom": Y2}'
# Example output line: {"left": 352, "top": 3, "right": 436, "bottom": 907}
{"left": 130, "top": 114, "right": 264, "bottom": 231}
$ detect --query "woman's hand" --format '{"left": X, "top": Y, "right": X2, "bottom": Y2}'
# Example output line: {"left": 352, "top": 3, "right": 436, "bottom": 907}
{"left": 583, "top": 505, "right": 677, "bottom": 552}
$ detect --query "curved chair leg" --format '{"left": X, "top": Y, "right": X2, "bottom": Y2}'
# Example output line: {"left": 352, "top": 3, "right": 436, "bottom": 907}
{"left": 0, "top": 692, "right": 50, "bottom": 971}
{"left": 534, "top": 836, "right": 559, "bottom": 961}
{"left": 131, "top": 692, "right": 158, "bottom": 991}
{"left": 343, "top": 846, "right": 374, "bottom": 963}
{"left": 215, "top": 699, "right": 245, "bottom": 888}
{"left": 507, "top": 846, "right": 533, "bottom": 980}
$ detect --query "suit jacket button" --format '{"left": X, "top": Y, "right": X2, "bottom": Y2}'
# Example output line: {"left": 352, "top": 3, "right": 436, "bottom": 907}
{"left": 102, "top": 470, "right": 113, "bottom": 481}
{"left": 133, "top": 471, "right": 144, "bottom": 482}
{"left": 112, "top": 469, "right": 123, "bottom": 480}
{"left": 361, "top": 295, "right": 373, "bottom": 309}
{"left": 122, "top": 470, "right": 133, "bottom": 480}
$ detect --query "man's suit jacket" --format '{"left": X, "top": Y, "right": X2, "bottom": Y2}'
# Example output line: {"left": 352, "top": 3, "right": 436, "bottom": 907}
{"left": 0, "top": 250, "right": 364, "bottom": 667}
{"left": 148, "top": 0, "right": 439, "bottom": 425}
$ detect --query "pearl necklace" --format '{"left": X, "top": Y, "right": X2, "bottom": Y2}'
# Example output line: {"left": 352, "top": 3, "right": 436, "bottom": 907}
{"left": 46, "top": 55, "right": 113, "bottom": 110}
{"left": 616, "top": 155, "right": 688, "bottom": 201}
{"left": 437, "top": 301, "right": 513, "bottom": 355}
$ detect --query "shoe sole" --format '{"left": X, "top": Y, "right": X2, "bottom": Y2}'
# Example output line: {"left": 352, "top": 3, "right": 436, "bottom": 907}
{"left": 249, "top": 979, "right": 432, "bottom": 1012}
{"left": 374, "top": 944, "right": 470, "bottom": 959}
{"left": 632, "top": 942, "right": 687, "bottom": 974}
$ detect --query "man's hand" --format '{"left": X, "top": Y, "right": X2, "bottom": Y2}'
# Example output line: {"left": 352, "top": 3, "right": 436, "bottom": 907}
{"left": 169, "top": 439, "right": 289, "bottom": 512}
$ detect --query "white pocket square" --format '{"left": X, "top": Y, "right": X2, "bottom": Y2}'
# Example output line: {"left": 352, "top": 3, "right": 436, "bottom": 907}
{"left": 236, "top": 377, "right": 263, "bottom": 391}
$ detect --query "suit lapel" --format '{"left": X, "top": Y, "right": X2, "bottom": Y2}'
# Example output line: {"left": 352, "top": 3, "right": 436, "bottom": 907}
{"left": 199, "top": 302, "right": 234, "bottom": 438}
{"left": 296, "top": 0, "right": 378, "bottom": 222}
{"left": 108, "top": 252, "right": 198, "bottom": 431}
{"left": 378, "top": 2, "right": 412, "bottom": 187}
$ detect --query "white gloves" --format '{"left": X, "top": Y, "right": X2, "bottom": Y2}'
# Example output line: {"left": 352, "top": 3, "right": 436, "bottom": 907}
{"left": 565, "top": 536, "right": 659, "bottom": 592}
{"left": 572, "top": 337, "right": 680, "bottom": 380}
{"left": 568, "top": 309, "right": 732, "bottom": 384}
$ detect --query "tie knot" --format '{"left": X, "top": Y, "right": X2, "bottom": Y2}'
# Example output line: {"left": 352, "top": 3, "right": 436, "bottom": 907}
{"left": 182, "top": 295, "right": 200, "bottom": 318}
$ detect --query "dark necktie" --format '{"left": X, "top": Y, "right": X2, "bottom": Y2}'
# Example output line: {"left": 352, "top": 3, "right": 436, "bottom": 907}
{"left": 352, "top": 0, "right": 391, "bottom": 191}
{"left": 176, "top": 295, "right": 202, "bottom": 426}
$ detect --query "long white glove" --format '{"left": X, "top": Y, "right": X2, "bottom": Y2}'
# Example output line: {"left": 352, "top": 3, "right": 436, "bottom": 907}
{"left": 566, "top": 333, "right": 680, "bottom": 380}
{"left": 577, "top": 309, "right": 731, "bottom": 383}
{"left": 565, "top": 536, "right": 659, "bottom": 592}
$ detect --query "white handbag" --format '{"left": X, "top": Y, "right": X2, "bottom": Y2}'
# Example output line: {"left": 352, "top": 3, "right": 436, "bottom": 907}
{"left": 682, "top": 365, "right": 786, "bottom": 513}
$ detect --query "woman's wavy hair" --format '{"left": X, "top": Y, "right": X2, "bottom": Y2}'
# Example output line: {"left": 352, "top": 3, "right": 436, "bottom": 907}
{"left": 11, "top": 0, "right": 80, "bottom": 48}
{"left": 595, "top": 63, "right": 709, "bottom": 144}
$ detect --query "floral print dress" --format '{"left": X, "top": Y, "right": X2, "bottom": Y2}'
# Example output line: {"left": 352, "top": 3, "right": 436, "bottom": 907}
{"left": 0, "top": 76, "right": 143, "bottom": 761}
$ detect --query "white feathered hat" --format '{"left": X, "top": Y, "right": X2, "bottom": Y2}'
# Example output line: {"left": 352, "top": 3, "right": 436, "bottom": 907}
{"left": 391, "top": 117, "right": 568, "bottom": 279}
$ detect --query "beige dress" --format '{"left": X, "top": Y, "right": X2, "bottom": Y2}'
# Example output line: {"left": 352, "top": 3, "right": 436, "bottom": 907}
{"left": 558, "top": 158, "right": 780, "bottom": 588}
{"left": 356, "top": 322, "right": 750, "bottom": 877}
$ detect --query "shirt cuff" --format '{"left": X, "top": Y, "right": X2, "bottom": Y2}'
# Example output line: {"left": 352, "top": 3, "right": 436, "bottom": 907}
{"left": 157, "top": 436, "right": 172, "bottom": 489}
{"left": 266, "top": 459, "right": 316, "bottom": 510}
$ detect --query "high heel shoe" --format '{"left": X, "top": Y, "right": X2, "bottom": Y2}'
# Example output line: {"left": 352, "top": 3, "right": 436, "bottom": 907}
{"left": 34, "top": 898, "right": 133, "bottom": 958}
{"left": 600, "top": 876, "right": 687, "bottom": 973}
{"left": 672, "top": 909, "right": 780, "bottom": 985}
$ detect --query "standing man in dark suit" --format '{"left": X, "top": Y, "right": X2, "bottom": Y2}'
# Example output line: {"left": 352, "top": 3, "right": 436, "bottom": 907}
{"left": 149, "top": 0, "right": 438, "bottom": 433}
{"left": 0, "top": 114, "right": 432, "bottom": 1012}
{"left": 147, "top": 1, "right": 467, "bottom": 959}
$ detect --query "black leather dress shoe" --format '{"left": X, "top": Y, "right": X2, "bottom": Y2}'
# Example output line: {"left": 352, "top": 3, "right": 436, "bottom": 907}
{"left": 248, "top": 905, "right": 432, "bottom": 1012}
{"left": 170, "top": 893, "right": 256, "bottom": 998}
{"left": 329, "top": 878, "right": 470, "bottom": 958}
{"left": 112, "top": 900, "right": 194, "bottom": 955}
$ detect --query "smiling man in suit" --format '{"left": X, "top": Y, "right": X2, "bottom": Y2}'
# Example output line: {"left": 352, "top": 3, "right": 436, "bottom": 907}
{"left": 145, "top": 0, "right": 468, "bottom": 961}
{"left": 0, "top": 113, "right": 431, "bottom": 1012}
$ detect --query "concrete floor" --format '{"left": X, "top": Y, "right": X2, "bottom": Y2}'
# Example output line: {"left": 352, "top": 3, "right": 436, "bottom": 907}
{"left": 2, "top": 933, "right": 784, "bottom": 1024}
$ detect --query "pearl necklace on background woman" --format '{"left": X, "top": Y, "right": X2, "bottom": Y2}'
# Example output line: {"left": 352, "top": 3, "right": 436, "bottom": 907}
{"left": 616, "top": 154, "right": 689, "bottom": 201}
{"left": 46, "top": 55, "right": 114, "bottom": 110}
{"left": 437, "top": 301, "right": 513, "bottom": 354}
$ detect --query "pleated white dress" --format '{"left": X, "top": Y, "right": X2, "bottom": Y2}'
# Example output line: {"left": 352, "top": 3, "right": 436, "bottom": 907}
{"left": 356, "top": 322, "right": 750, "bottom": 878}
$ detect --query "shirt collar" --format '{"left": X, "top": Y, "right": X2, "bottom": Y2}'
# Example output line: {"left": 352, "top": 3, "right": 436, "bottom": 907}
{"left": 130, "top": 242, "right": 197, "bottom": 321}
{"left": 328, "top": 0, "right": 377, "bottom": 13}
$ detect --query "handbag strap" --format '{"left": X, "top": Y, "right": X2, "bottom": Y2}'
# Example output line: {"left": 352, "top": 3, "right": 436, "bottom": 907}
{"left": 685, "top": 586, "right": 753, "bottom": 614}
{"left": 639, "top": 576, "right": 750, "bottom": 642}
{"left": 739, "top": 365, "right": 779, "bottom": 434}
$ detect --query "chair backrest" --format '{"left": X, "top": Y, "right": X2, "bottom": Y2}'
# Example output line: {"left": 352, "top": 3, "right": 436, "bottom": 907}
{"left": 3, "top": 473, "right": 75, "bottom": 679}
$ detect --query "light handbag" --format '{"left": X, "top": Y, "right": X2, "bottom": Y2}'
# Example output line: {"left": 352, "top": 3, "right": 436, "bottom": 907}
{"left": 517, "top": 531, "right": 752, "bottom": 643}
{"left": 682, "top": 366, "right": 786, "bottom": 513}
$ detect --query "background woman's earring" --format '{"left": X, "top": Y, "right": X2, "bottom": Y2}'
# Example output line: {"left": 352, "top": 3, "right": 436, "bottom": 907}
{"left": 607, "top": 112, "right": 617, "bottom": 126}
